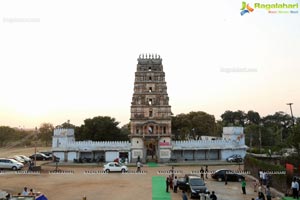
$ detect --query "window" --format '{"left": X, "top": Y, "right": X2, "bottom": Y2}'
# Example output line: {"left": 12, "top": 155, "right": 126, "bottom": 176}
{"left": 163, "top": 127, "right": 166, "bottom": 134}
{"left": 149, "top": 87, "right": 152, "bottom": 92}
{"left": 148, "top": 67, "right": 151, "bottom": 71}
{"left": 149, "top": 99, "right": 152, "bottom": 105}
{"left": 149, "top": 110, "right": 153, "bottom": 117}
{"left": 136, "top": 128, "right": 139, "bottom": 134}
{"left": 149, "top": 76, "right": 152, "bottom": 80}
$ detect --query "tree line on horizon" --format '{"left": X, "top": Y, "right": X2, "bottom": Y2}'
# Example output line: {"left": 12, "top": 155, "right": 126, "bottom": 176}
{"left": 0, "top": 110, "right": 299, "bottom": 156}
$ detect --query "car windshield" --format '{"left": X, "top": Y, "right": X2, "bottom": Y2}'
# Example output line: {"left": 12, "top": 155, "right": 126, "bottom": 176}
{"left": 189, "top": 179, "right": 205, "bottom": 186}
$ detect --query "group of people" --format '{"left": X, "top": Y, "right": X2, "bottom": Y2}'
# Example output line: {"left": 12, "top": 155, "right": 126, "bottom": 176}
{"left": 200, "top": 165, "right": 209, "bottom": 179}
{"left": 166, "top": 167, "right": 178, "bottom": 193}
{"left": 20, "top": 187, "right": 35, "bottom": 196}
{"left": 252, "top": 178, "right": 273, "bottom": 200}
{"left": 166, "top": 166, "right": 218, "bottom": 200}
{"left": 181, "top": 190, "right": 218, "bottom": 200}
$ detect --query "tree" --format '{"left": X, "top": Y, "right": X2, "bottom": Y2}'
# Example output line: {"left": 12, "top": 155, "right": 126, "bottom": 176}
{"left": 246, "top": 110, "right": 261, "bottom": 125}
{"left": 56, "top": 120, "right": 76, "bottom": 129}
{"left": 221, "top": 110, "right": 247, "bottom": 126}
{"left": 287, "top": 124, "right": 300, "bottom": 156}
{"left": 38, "top": 123, "right": 54, "bottom": 146}
{"left": 172, "top": 111, "right": 217, "bottom": 140}
{"left": 120, "top": 123, "right": 130, "bottom": 137}
{"left": 262, "top": 111, "right": 292, "bottom": 140}
{"left": 221, "top": 110, "right": 235, "bottom": 126}
{"left": 0, "top": 126, "right": 15, "bottom": 147}
{"left": 76, "top": 116, "right": 128, "bottom": 141}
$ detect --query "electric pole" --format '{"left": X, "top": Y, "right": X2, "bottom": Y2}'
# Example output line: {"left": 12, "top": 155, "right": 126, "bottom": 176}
{"left": 286, "top": 103, "right": 294, "bottom": 126}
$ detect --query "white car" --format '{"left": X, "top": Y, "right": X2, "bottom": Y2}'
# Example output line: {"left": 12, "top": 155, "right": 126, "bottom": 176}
{"left": 103, "top": 162, "right": 128, "bottom": 173}
{"left": 12, "top": 156, "right": 26, "bottom": 164}
{"left": 0, "top": 158, "right": 24, "bottom": 170}
{"left": 18, "top": 155, "right": 32, "bottom": 163}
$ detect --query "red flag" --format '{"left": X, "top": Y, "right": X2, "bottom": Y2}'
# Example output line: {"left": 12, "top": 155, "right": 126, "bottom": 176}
{"left": 286, "top": 163, "right": 294, "bottom": 174}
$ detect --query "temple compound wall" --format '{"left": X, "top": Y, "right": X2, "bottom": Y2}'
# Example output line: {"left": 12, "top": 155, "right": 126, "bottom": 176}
{"left": 52, "top": 127, "right": 247, "bottom": 163}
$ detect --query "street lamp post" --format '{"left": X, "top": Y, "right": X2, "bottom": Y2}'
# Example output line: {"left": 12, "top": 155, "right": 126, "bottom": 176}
{"left": 286, "top": 103, "right": 294, "bottom": 126}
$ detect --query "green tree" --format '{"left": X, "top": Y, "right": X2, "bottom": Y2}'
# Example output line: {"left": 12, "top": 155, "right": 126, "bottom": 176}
{"left": 76, "top": 116, "right": 128, "bottom": 141}
{"left": 221, "top": 110, "right": 247, "bottom": 126}
{"left": 172, "top": 111, "right": 216, "bottom": 140}
{"left": 38, "top": 123, "right": 54, "bottom": 146}
{"left": 0, "top": 126, "right": 15, "bottom": 147}
{"left": 262, "top": 111, "right": 292, "bottom": 141}
{"left": 120, "top": 123, "right": 130, "bottom": 137}
{"left": 246, "top": 110, "right": 261, "bottom": 125}
{"left": 220, "top": 110, "right": 235, "bottom": 126}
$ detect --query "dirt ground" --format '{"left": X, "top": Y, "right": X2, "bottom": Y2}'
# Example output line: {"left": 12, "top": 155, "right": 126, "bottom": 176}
{"left": 0, "top": 147, "right": 282, "bottom": 200}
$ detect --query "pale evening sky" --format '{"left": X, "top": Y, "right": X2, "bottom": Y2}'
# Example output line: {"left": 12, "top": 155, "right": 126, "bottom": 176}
{"left": 0, "top": 0, "right": 299, "bottom": 129}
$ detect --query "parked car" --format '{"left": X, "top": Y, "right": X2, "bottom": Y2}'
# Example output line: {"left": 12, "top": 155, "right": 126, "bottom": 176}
{"left": 39, "top": 151, "right": 52, "bottom": 157}
{"left": 0, "top": 158, "right": 24, "bottom": 170}
{"left": 211, "top": 169, "right": 244, "bottom": 182}
{"left": 29, "top": 153, "right": 52, "bottom": 161}
{"left": 11, "top": 156, "right": 26, "bottom": 164}
{"left": 226, "top": 154, "right": 243, "bottom": 162}
{"left": 177, "top": 174, "right": 209, "bottom": 198}
{"left": 103, "top": 162, "right": 128, "bottom": 173}
{"left": 18, "top": 155, "right": 32, "bottom": 163}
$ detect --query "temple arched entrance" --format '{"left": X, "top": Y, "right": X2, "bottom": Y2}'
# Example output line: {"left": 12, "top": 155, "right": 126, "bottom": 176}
{"left": 144, "top": 138, "right": 158, "bottom": 162}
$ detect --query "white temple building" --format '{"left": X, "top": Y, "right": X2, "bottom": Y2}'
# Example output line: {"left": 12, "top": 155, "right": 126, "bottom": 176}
{"left": 52, "top": 127, "right": 247, "bottom": 163}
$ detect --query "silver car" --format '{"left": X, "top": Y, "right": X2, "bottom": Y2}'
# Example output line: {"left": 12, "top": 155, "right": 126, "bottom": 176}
{"left": 0, "top": 158, "right": 24, "bottom": 170}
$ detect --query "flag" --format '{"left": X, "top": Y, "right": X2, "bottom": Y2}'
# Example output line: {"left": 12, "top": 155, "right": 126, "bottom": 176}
{"left": 286, "top": 163, "right": 294, "bottom": 174}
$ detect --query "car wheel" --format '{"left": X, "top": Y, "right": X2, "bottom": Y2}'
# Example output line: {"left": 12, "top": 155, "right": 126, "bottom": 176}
{"left": 218, "top": 177, "right": 222, "bottom": 182}
{"left": 121, "top": 169, "right": 126, "bottom": 173}
{"left": 12, "top": 166, "right": 17, "bottom": 171}
{"left": 43, "top": 158, "right": 46, "bottom": 161}
{"left": 105, "top": 169, "right": 110, "bottom": 173}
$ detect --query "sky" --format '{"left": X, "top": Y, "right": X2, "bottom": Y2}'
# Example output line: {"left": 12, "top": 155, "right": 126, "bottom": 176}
{"left": 0, "top": 0, "right": 299, "bottom": 129}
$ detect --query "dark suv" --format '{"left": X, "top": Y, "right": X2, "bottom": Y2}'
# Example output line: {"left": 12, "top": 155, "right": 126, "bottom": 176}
{"left": 177, "top": 175, "right": 209, "bottom": 198}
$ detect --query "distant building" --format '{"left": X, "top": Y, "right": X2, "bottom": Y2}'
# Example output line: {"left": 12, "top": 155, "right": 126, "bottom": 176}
{"left": 52, "top": 55, "right": 247, "bottom": 162}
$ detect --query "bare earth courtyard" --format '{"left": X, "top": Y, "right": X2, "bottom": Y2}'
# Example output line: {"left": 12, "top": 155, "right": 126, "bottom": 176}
{"left": 0, "top": 148, "right": 278, "bottom": 200}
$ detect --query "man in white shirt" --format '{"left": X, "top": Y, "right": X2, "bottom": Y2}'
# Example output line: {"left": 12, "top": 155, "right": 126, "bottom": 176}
{"left": 291, "top": 177, "right": 299, "bottom": 199}
{"left": 21, "top": 187, "right": 28, "bottom": 196}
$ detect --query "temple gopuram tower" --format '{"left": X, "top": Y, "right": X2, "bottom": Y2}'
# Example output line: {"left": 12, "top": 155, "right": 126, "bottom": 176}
{"left": 130, "top": 54, "right": 172, "bottom": 163}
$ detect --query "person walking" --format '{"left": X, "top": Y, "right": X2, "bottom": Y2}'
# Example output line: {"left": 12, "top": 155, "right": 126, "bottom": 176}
{"left": 136, "top": 161, "right": 141, "bottom": 172}
{"left": 224, "top": 172, "right": 228, "bottom": 185}
{"left": 253, "top": 179, "right": 258, "bottom": 192}
{"left": 241, "top": 178, "right": 246, "bottom": 194}
{"left": 173, "top": 176, "right": 178, "bottom": 193}
{"left": 182, "top": 190, "right": 188, "bottom": 200}
{"left": 205, "top": 165, "right": 209, "bottom": 179}
{"left": 166, "top": 176, "right": 170, "bottom": 192}
{"left": 169, "top": 175, "right": 173, "bottom": 191}
{"left": 200, "top": 167, "right": 204, "bottom": 180}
